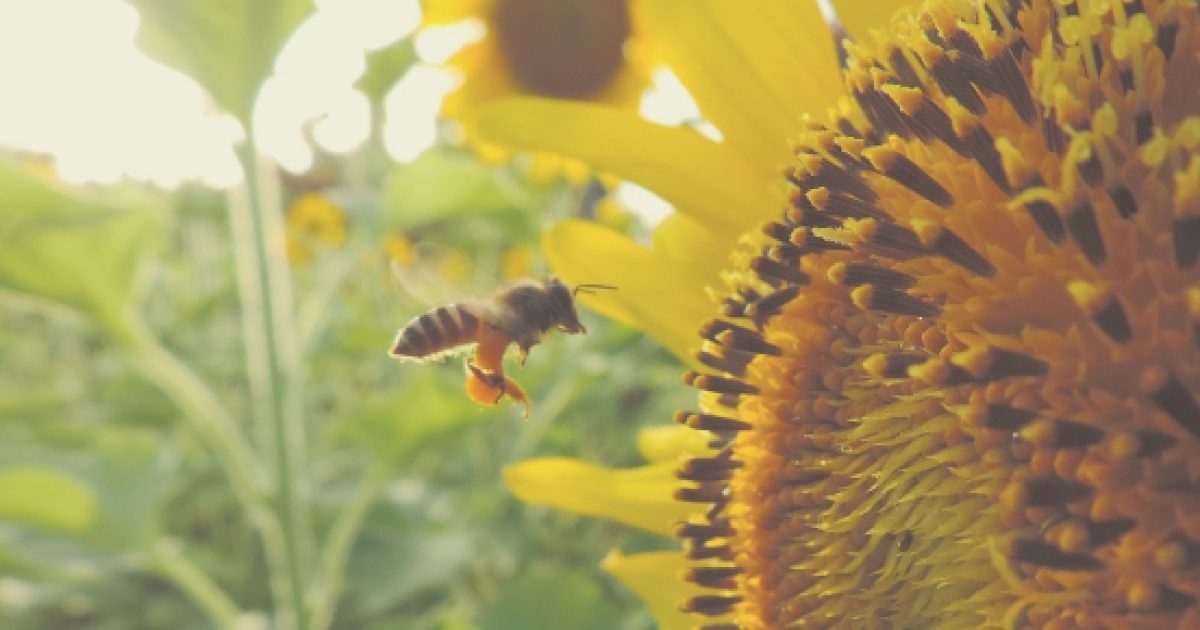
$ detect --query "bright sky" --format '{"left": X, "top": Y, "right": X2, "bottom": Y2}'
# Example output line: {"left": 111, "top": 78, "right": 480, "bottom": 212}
{"left": 0, "top": 0, "right": 700, "bottom": 226}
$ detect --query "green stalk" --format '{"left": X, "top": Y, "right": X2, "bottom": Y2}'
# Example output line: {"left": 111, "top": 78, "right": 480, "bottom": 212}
{"left": 151, "top": 538, "right": 242, "bottom": 628}
{"left": 234, "top": 139, "right": 310, "bottom": 630}
{"left": 120, "top": 310, "right": 291, "bottom": 625}
{"left": 119, "top": 311, "right": 264, "bottom": 527}
{"left": 309, "top": 463, "right": 390, "bottom": 630}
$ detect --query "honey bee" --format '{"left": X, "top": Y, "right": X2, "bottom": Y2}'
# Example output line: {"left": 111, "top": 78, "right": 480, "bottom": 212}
{"left": 388, "top": 276, "right": 614, "bottom": 416}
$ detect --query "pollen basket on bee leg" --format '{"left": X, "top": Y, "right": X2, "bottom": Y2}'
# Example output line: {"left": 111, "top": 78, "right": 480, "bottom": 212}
{"left": 466, "top": 367, "right": 506, "bottom": 407}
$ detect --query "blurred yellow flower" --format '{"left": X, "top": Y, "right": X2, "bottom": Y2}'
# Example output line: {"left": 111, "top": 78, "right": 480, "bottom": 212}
{"left": 284, "top": 193, "right": 348, "bottom": 264}
{"left": 384, "top": 233, "right": 416, "bottom": 268}
{"left": 437, "top": 248, "right": 474, "bottom": 284}
{"left": 421, "top": 0, "right": 651, "bottom": 181}
{"left": 483, "top": 0, "right": 1200, "bottom": 627}
{"left": 500, "top": 244, "right": 535, "bottom": 280}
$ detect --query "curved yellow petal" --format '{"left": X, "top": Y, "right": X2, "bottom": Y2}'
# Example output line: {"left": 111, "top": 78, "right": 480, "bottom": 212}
{"left": 478, "top": 97, "right": 775, "bottom": 233}
{"left": 636, "top": 425, "right": 713, "bottom": 464}
{"left": 504, "top": 458, "right": 693, "bottom": 537}
{"left": 639, "top": 0, "right": 842, "bottom": 166}
{"left": 831, "top": 0, "right": 918, "bottom": 40}
{"left": 602, "top": 549, "right": 699, "bottom": 630}
{"left": 543, "top": 220, "right": 713, "bottom": 363}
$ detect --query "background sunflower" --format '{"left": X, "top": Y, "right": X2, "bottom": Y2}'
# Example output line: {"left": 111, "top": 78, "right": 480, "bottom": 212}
{"left": 421, "top": 0, "right": 652, "bottom": 180}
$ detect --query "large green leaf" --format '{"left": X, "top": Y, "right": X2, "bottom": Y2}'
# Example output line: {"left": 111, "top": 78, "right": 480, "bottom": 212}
{"left": 382, "top": 148, "right": 518, "bottom": 229}
{"left": 478, "top": 572, "right": 622, "bottom": 630}
{"left": 86, "top": 430, "right": 175, "bottom": 549}
{"left": 127, "top": 0, "right": 314, "bottom": 121}
{"left": 0, "top": 466, "right": 97, "bottom": 532}
{"left": 0, "top": 166, "right": 162, "bottom": 334}
{"left": 350, "top": 528, "right": 474, "bottom": 617}
{"left": 341, "top": 369, "right": 485, "bottom": 466}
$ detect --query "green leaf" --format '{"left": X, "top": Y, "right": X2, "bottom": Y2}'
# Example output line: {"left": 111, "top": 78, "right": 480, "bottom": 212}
{"left": 478, "top": 572, "right": 622, "bottom": 630}
{"left": 341, "top": 369, "right": 485, "bottom": 466}
{"left": 0, "top": 166, "right": 163, "bottom": 334}
{"left": 350, "top": 529, "right": 474, "bottom": 617}
{"left": 87, "top": 430, "right": 176, "bottom": 549}
{"left": 0, "top": 466, "right": 97, "bottom": 532}
{"left": 127, "top": 0, "right": 314, "bottom": 121}
{"left": 0, "top": 430, "right": 174, "bottom": 550}
{"left": 382, "top": 148, "right": 518, "bottom": 229}
{"left": 358, "top": 39, "right": 417, "bottom": 105}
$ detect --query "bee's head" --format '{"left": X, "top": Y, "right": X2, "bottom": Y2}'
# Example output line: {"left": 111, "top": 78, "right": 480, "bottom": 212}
{"left": 545, "top": 276, "right": 587, "bottom": 334}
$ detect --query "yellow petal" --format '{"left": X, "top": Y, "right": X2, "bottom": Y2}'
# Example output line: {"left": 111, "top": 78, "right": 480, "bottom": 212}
{"left": 651, "top": 212, "right": 730, "bottom": 284}
{"left": 543, "top": 220, "right": 712, "bottom": 363}
{"left": 504, "top": 458, "right": 693, "bottom": 537}
{"left": 420, "top": 0, "right": 491, "bottom": 25}
{"left": 636, "top": 425, "right": 713, "bottom": 464}
{"left": 639, "top": 0, "right": 842, "bottom": 166}
{"left": 602, "top": 549, "right": 699, "bottom": 630}
{"left": 478, "top": 97, "right": 774, "bottom": 233}
{"left": 443, "top": 39, "right": 513, "bottom": 121}
{"left": 831, "top": 0, "right": 918, "bottom": 40}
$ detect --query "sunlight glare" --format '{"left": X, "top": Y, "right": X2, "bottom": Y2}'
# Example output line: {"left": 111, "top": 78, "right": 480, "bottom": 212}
{"left": 315, "top": 0, "right": 422, "bottom": 52}
{"left": 383, "top": 65, "right": 460, "bottom": 163}
{"left": 258, "top": 0, "right": 422, "bottom": 172}
{"left": 639, "top": 67, "right": 722, "bottom": 142}
{"left": 0, "top": 0, "right": 423, "bottom": 187}
{"left": 414, "top": 20, "right": 485, "bottom": 64}
{"left": 615, "top": 182, "right": 673, "bottom": 229}
{"left": 312, "top": 89, "right": 372, "bottom": 155}
{"left": 0, "top": 0, "right": 242, "bottom": 187}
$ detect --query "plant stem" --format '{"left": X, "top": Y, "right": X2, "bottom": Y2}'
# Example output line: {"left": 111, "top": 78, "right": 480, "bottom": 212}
{"left": 235, "top": 139, "right": 310, "bottom": 630}
{"left": 120, "top": 312, "right": 264, "bottom": 526}
{"left": 151, "top": 538, "right": 242, "bottom": 628}
{"left": 120, "top": 311, "right": 294, "bottom": 624}
{"left": 309, "top": 463, "right": 390, "bottom": 630}
{"left": 295, "top": 240, "right": 362, "bottom": 352}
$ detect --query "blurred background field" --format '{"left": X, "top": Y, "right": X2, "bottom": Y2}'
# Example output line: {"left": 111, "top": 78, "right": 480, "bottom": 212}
{"left": 0, "top": 1, "right": 694, "bottom": 627}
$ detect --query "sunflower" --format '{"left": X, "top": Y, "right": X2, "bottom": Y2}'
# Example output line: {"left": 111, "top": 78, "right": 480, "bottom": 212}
{"left": 421, "top": 0, "right": 651, "bottom": 180}
{"left": 480, "top": 0, "right": 1200, "bottom": 627}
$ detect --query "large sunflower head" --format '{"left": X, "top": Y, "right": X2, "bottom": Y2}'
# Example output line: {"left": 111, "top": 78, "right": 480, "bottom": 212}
{"left": 674, "top": 0, "right": 1200, "bottom": 627}
{"left": 487, "top": 0, "right": 1200, "bottom": 628}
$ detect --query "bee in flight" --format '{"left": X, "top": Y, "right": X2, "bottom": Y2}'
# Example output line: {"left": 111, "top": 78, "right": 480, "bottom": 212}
{"left": 388, "top": 276, "right": 614, "bottom": 417}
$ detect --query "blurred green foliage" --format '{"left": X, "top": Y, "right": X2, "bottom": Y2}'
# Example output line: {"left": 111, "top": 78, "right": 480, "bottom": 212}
{"left": 0, "top": 3, "right": 686, "bottom": 628}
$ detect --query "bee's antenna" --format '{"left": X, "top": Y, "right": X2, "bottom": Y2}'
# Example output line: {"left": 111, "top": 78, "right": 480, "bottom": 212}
{"left": 573, "top": 283, "right": 618, "bottom": 297}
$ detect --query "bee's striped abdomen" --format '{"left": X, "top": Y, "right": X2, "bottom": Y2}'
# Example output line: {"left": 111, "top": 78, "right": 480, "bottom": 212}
{"left": 390, "top": 303, "right": 481, "bottom": 360}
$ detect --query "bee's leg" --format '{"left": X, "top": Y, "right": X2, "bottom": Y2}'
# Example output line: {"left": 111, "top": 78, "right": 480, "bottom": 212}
{"left": 474, "top": 328, "right": 511, "bottom": 373}
{"left": 465, "top": 359, "right": 531, "bottom": 418}
{"left": 498, "top": 375, "right": 531, "bottom": 418}
{"left": 465, "top": 359, "right": 507, "bottom": 406}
